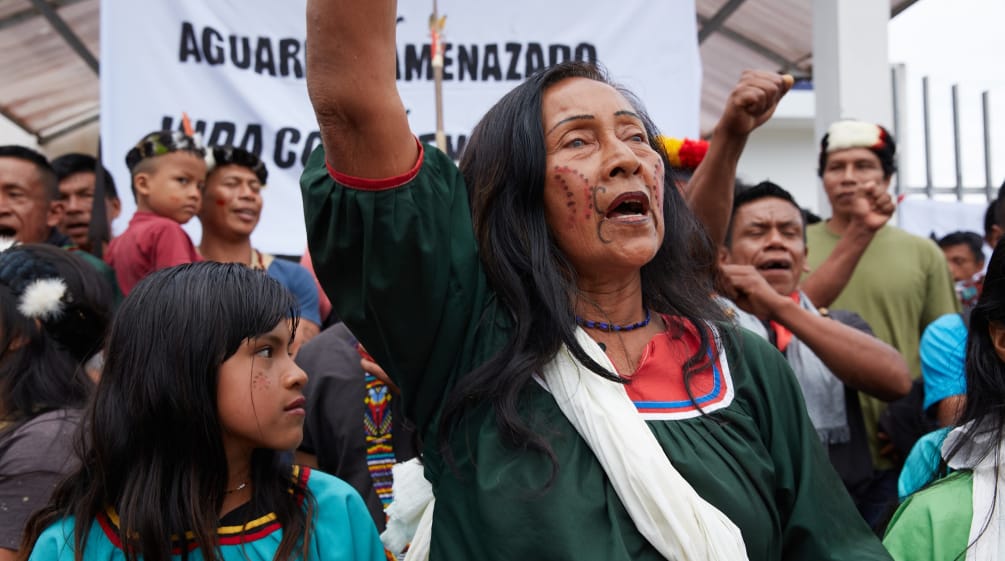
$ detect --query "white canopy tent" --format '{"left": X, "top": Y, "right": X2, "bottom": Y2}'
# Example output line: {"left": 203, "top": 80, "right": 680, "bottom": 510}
{"left": 1, "top": 0, "right": 919, "bottom": 149}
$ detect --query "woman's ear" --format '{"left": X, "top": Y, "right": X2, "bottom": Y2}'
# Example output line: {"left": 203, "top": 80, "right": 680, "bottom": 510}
{"left": 989, "top": 321, "right": 1005, "bottom": 362}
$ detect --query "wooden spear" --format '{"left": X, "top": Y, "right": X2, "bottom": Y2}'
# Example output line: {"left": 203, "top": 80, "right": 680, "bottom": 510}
{"left": 430, "top": 1, "right": 447, "bottom": 153}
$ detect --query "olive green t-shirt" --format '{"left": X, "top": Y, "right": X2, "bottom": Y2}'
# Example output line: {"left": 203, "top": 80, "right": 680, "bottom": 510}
{"left": 806, "top": 223, "right": 958, "bottom": 466}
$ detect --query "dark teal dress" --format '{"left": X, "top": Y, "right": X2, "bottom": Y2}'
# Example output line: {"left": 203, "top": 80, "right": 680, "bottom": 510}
{"left": 301, "top": 143, "right": 891, "bottom": 560}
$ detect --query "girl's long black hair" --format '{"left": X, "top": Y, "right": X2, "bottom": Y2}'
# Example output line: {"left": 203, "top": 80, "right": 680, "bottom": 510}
{"left": 0, "top": 244, "right": 112, "bottom": 434}
{"left": 442, "top": 61, "right": 725, "bottom": 479}
{"left": 21, "top": 262, "right": 312, "bottom": 561}
{"left": 953, "top": 238, "right": 1005, "bottom": 451}
{"left": 940, "top": 238, "right": 1005, "bottom": 558}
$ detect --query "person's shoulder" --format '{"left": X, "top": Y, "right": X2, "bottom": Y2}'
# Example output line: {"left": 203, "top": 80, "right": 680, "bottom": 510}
{"left": 905, "top": 469, "right": 972, "bottom": 501}
{"left": 827, "top": 308, "right": 874, "bottom": 335}
{"left": 879, "top": 224, "right": 923, "bottom": 239}
{"left": 888, "top": 470, "right": 972, "bottom": 554}
{"left": 303, "top": 465, "right": 365, "bottom": 504}
{"left": 0, "top": 409, "right": 81, "bottom": 470}
{"left": 10, "top": 409, "right": 81, "bottom": 438}
{"left": 923, "top": 312, "right": 966, "bottom": 339}
{"left": 147, "top": 213, "right": 187, "bottom": 231}
{"left": 123, "top": 213, "right": 188, "bottom": 245}
{"left": 28, "top": 516, "right": 89, "bottom": 561}
{"left": 805, "top": 221, "right": 825, "bottom": 235}
{"left": 722, "top": 323, "right": 782, "bottom": 360}
{"left": 718, "top": 322, "right": 792, "bottom": 385}
{"left": 267, "top": 257, "right": 314, "bottom": 287}
{"left": 881, "top": 225, "right": 942, "bottom": 252}
{"left": 295, "top": 323, "right": 360, "bottom": 380}
{"left": 804, "top": 222, "right": 838, "bottom": 256}
{"left": 29, "top": 515, "right": 119, "bottom": 561}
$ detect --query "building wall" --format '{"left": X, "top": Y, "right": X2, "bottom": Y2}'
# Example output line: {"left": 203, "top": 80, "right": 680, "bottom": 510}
{"left": 737, "top": 124, "right": 821, "bottom": 214}
{"left": 735, "top": 88, "right": 823, "bottom": 214}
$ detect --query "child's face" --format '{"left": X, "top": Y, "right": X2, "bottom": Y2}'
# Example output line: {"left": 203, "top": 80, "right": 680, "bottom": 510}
{"left": 217, "top": 320, "right": 307, "bottom": 456}
{"left": 134, "top": 152, "right": 206, "bottom": 224}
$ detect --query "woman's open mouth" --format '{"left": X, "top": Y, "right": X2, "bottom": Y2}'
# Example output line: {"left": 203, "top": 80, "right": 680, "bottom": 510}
{"left": 605, "top": 192, "right": 651, "bottom": 222}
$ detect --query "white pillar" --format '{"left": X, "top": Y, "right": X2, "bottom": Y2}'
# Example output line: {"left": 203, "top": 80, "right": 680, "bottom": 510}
{"left": 812, "top": 0, "right": 893, "bottom": 216}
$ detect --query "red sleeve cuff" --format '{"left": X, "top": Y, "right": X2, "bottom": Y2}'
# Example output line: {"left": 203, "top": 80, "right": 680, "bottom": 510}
{"left": 325, "top": 138, "right": 424, "bottom": 191}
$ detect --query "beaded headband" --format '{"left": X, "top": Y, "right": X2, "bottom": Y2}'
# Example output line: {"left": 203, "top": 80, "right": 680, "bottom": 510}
{"left": 124, "top": 130, "right": 207, "bottom": 173}
{"left": 823, "top": 120, "right": 890, "bottom": 154}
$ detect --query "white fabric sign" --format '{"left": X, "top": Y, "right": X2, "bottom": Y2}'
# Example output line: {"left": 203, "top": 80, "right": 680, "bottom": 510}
{"left": 100, "top": 0, "right": 700, "bottom": 255}
{"left": 897, "top": 197, "right": 987, "bottom": 239}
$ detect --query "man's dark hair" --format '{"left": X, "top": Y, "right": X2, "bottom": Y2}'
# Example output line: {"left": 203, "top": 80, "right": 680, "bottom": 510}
{"left": 938, "top": 231, "right": 985, "bottom": 265}
{"left": 0, "top": 145, "right": 59, "bottom": 201}
{"left": 50, "top": 153, "right": 120, "bottom": 200}
{"left": 726, "top": 180, "right": 806, "bottom": 247}
{"left": 210, "top": 146, "right": 268, "bottom": 185}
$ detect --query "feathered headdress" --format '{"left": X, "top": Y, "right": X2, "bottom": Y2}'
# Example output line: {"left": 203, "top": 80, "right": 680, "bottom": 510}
{"left": 658, "top": 136, "right": 709, "bottom": 171}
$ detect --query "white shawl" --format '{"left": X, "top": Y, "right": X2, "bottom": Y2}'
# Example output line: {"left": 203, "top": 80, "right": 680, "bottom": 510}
{"left": 943, "top": 420, "right": 1005, "bottom": 561}
{"left": 383, "top": 326, "right": 749, "bottom": 560}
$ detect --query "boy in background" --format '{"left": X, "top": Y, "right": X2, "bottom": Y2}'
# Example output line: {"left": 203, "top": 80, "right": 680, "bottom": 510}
{"left": 105, "top": 131, "right": 205, "bottom": 295}
{"left": 937, "top": 230, "right": 985, "bottom": 311}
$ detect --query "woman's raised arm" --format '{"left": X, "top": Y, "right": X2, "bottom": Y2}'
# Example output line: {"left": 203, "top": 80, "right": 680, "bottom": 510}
{"left": 305, "top": 0, "right": 417, "bottom": 178}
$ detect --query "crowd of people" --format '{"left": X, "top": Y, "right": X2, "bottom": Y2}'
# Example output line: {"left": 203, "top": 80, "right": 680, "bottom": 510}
{"left": 0, "top": 1, "right": 1002, "bottom": 560}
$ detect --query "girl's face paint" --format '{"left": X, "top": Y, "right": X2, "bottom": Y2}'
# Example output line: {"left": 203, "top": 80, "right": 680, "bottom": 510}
{"left": 216, "top": 321, "right": 308, "bottom": 457}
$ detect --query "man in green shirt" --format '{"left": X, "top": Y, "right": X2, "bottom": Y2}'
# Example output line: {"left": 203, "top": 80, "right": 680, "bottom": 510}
{"left": 802, "top": 120, "right": 958, "bottom": 474}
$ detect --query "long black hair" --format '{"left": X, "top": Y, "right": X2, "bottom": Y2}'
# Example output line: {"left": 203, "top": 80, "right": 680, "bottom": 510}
{"left": 0, "top": 244, "right": 112, "bottom": 433}
{"left": 937, "top": 237, "right": 1005, "bottom": 557}
{"left": 21, "top": 262, "right": 311, "bottom": 561}
{"left": 444, "top": 61, "right": 724, "bottom": 476}
{"left": 952, "top": 238, "right": 1005, "bottom": 451}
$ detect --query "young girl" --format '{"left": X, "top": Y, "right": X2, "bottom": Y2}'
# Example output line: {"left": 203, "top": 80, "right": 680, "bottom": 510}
{"left": 0, "top": 244, "right": 113, "bottom": 560}
{"left": 19, "top": 262, "right": 385, "bottom": 561}
{"left": 884, "top": 239, "right": 1005, "bottom": 559}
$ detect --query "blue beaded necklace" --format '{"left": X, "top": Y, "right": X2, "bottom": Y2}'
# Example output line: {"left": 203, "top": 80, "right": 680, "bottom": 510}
{"left": 575, "top": 309, "right": 651, "bottom": 332}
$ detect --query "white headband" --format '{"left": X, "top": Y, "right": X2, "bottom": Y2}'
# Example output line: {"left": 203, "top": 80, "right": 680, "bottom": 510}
{"left": 825, "top": 120, "right": 883, "bottom": 153}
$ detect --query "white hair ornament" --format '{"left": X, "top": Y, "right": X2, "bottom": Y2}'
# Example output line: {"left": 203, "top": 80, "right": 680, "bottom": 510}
{"left": 0, "top": 237, "right": 18, "bottom": 252}
{"left": 17, "top": 278, "right": 68, "bottom": 321}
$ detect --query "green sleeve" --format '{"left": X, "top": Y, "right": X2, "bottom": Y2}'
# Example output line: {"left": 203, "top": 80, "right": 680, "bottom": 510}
{"left": 732, "top": 329, "right": 893, "bottom": 560}
{"left": 883, "top": 471, "right": 973, "bottom": 561}
{"left": 299, "top": 144, "right": 508, "bottom": 433}
{"left": 921, "top": 239, "right": 961, "bottom": 326}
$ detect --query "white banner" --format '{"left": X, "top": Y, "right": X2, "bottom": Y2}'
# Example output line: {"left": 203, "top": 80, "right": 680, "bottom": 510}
{"left": 898, "top": 197, "right": 988, "bottom": 240}
{"left": 100, "top": 1, "right": 700, "bottom": 255}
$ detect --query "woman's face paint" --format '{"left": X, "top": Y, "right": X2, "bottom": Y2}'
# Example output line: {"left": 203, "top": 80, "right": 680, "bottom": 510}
{"left": 541, "top": 77, "right": 666, "bottom": 279}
